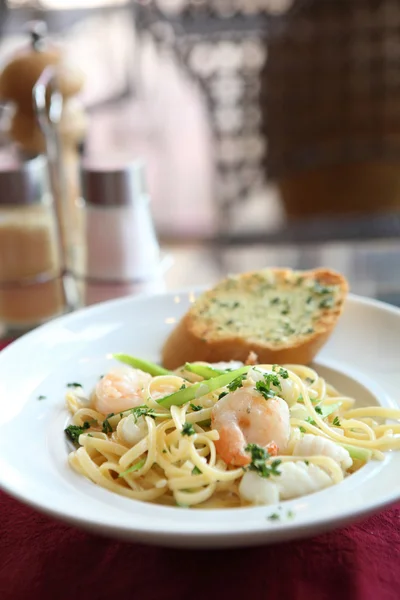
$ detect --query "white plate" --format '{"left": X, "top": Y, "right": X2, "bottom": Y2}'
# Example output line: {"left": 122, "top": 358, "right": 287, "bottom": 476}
{"left": 0, "top": 289, "right": 399, "bottom": 548}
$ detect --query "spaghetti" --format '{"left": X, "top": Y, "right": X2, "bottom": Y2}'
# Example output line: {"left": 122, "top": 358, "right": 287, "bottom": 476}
{"left": 65, "top": 360, "right": 400, "bottom": 508}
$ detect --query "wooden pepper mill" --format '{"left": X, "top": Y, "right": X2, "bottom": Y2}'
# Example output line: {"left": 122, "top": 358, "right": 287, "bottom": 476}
{"left": 0, "top": 21, "right": 87, "bottom": 271}
{"left": 0, "top": 20, "right": 86, "bottom": 155}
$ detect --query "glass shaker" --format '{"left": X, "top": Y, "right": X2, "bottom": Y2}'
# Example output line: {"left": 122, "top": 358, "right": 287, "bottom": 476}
{"left": 0, "top": 151, "right": 67, "bottom": 337}
{"left": 74, "top": 160, "right": 167, "bottom": 306}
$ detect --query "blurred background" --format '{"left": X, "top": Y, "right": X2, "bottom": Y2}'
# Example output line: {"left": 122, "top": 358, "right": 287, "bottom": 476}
{"left": 1, "top": 0, "right": 400, "bottom": 336}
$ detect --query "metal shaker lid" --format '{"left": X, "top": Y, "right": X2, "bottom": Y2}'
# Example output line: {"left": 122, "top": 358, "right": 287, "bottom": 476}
{"left": 0, "top": 153, "right": 50, "bottom": 206}
{"left": 80, "top": 160, "right": 148, "bottom": 207}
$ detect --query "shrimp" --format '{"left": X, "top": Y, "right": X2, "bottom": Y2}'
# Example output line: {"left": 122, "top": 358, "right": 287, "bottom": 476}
{"left": 211, "top": 388, "right": 290, "bottom": 466}
{"left": 93, "top": 365, "right": 152, "bottom": 414}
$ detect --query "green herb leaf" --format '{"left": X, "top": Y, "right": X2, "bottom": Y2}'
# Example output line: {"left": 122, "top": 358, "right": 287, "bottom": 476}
{"left": 299, "top": 426, "right": 306, "bottom": 433}
{"left": 218, "top": 391, "right": 228, "bottom": 400}
{"left": 305, "top": 416, "right": 317, "bottom": 426}
{"left": 333, "top": 416, "right": 341, "bottom": 427}
{"left": 192, "top": 466, "right": 202, "bottom": 475}
{"left": 66, "top": 382, "right": 82, "bottom": 388}
{"left": 267, "top": 513, "right": 280, "bottom": 521}
{"left": 315, "top": 406, "right": 323, "bottom": 415}
{"left": 227, "top": 374, "right": 246, "bottom": 392}
{"left": 255, "top": 380, "right": 276, "bottom": 400}
{"left": 319, "top": 297, "right": 334, "bottom": 309}
{"left": 102, "top": 413, "right": 115, "bottom": 434}
{"left": 190, "top": 403, "right": 202, "bottom": 412}
{"left": 245, "top": 443, "right": 281, "bottom": 478}
{"left": 65, "top": 421, "right": 90, "bottom": 444}
{"left": 129, "top": 405, "right": 155, "bottom": 423}
{"left": 305, "top": 377, "right": 315, "bottom": 385}
{"left": 182, "top": 422, "right": 196, "bottom": 436}
{"left": 37, "top": 395, "right": 46, "bottom": 400}
{"left": 118, "top": 458, "right": 146, "bottom": 477}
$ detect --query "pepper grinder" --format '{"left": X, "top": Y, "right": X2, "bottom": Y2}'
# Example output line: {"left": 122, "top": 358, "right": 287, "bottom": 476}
{"left": 74, "top": 160, "right": 169, "bottom": 306}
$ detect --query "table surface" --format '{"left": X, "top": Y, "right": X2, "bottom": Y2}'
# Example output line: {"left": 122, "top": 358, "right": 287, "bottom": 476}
{"left": 2, "top": 239, "right": 400, "bottom": 600}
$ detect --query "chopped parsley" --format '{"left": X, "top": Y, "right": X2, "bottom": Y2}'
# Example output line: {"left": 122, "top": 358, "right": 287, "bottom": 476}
{"left": 304, "top": 460, "right": 309, "bottom": 465}
{"left": 225, "top": 319, "right": 234, "bottom": 326}
{"left": 305, "top": 416, "right": 317, "bottom": 426}
{"left": 255, "top": 370, "right": 284, "bottom": 400}
{"left": 271, "top": 297, "right": 280, "bottom": 305}
{"left": 305, "top": 377, "right": 315, "bottom": 385}
{"left": 255, "top": 380, "right": 276, "bottom": 400}
{"left": 319, "top": 297, "right": 334, "bottom": 309}
{"left": 267, "top": 513, "right": 280, "bottom": 521}
{"left": 179, "top": 383, "right": 187, "bottom": 390}
{"left": 37, "top": 395, "right": 46, "bottom": 400}
{"left": 192, "top": 466, "right": 202, "bottom": 475}
{"left": 333, "top": 416, "right": 341, "bottom": 427}
{"left": 287, "top": 510, "right": 295, "bottom": 519}
{"left": 227, "top": 374, "right": 246, "bottom": 392}
{"left": 245, "top": 443, "right": 281, "bottom": 478}
{"left": 102, "top": 413, "right": 115, "bottom": 434}
{"left": 181, "top": 422, "right": 196, "bottom": 436}
{"left": 129, "top": 405, "right": 155, "bottom": 423}
{"left": 299, "top": 426, "right": 306, "bottom": 433}
{"left": 275, "top": 367, "right": 289, "bottom": 379}
{"left": 66, "top": 382, "right": 82, "bottom": 388}
{"left": 218, "top": 391, "right": 228, "bottom": 400}
{"left": 313, "top": 283, "right": 334, "bottom": 295}
{"left": 315, "top": 406, "right": 323, "bottom": 415}
{"left": 65, "top": 421, "right": 90, "bottom": 444}
{"left": 190, "top": 403, "right": 202, "bottom": 412}
{"left": 232, "top": 302, "right": 240, "bottom": 309}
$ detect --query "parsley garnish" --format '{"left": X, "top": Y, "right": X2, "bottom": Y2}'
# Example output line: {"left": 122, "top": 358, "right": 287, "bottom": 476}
{"left": 305, "top": 377, "right": 315, "bottom": 385}
{"left": 271, "top": 297, "right": 280, "bottom": 305}
{"left": 255, "top": 380, "right": 276, "bottom": 399}
{"left": 255, "top": 371, "right": 283, "bottom": 400}
{"left": 276, "top": 367, "right": 289, "bottom": 379}
{"left": 333, "top": 416, "right": 341, "bottom": 427}
{"left": 245, "top": 443, "right": 281, "bottom": 478}
{"left": 227, "top": 374, "right": 246, "bottom": 392}
{"left": 315, "top": 406, "right": 323, "bottom": 415}
{"left": 299, "top": 426, "right": 306, "bottom": 433}
{"left": 102, "top": 413, "right": 115, "bottom": 434}
{"left": 287, "top": 510, "right": 295, "bottom": 519}
{"left": 218, "top": 391, "right": 228, "bottom": 400}
{"left": 129, "top": 405, "right": 155, "bottom": 423}
{"left": 37, "top": 395, "right": 46, "bottom": 400}
{"left": 179, "top": 383, "right": 187, "bottom": 390}
{"left": 314, "top": 283, "right": 334, "bottom": 295}
{"left": 305, "top": 416, "right": 317, "bottom": 426}
{"left": 65, "top": 421, "right": 90, "bottom": 444}
{"left": 182, "top": 422, "right": 195, "bottom": 436}
{"left": 190, "top": 403, "right": 202, "bottom": 412}
{"left": 66, "top": 382, "right": 82, "bottom": 388}
{"left": 232, "top": 302, "right": 240, "bottom": 309}
{"left": 192, "top": 466, "right": 202, "bottom": 475}
{"left": 267, "top": 513, "right": 280, "bottom": 521}
{"left": 319, "top": 297, "right": 334, "bottom": 309}
{"left": 304, "top": 460, "right": 309, "bottom": 465}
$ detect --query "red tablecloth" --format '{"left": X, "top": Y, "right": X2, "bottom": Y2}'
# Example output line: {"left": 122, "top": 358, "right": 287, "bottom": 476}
{"left": 1, "top": 342, "right": 400, "bottom": 600}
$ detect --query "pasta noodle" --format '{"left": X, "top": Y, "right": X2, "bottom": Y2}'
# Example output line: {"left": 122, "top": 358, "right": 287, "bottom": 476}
{"left": 64, "top": 361, "right": 400, "bottom": 508}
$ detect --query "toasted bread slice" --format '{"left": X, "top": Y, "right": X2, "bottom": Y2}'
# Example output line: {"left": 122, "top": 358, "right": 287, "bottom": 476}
{"left": 162, "top": 268, "right": 348, "bottom": 369}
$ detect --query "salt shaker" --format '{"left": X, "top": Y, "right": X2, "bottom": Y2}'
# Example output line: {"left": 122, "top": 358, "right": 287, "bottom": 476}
{"left": 74, "top": 160, "right": 167, "bottom": 306}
